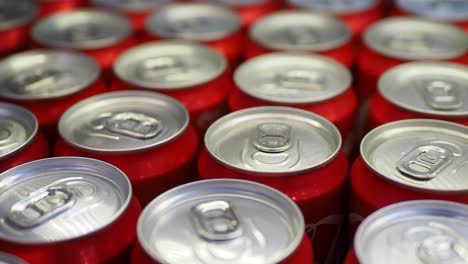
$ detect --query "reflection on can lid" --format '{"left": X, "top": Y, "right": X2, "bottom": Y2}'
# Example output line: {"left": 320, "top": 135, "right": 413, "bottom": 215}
{"left": 0, "top": 50, "right": 100, "bottom": 100}
{"left": 145, "top": 3, "right": 241, "bottom": 41}
{"left": 138, "top": 179, "right": 304, "bottom": 264}
{"left": 379, "top": 62, "right": 468, "bottom": 118}
{"left": 0, "top": 252, "right": 27, "bottom": 264}
{"left": 364, "top": 18, "right": 468, "bottom": 60}
{"left": 235, "top": 53, "right": 351, "bottom": 104}
{"left": 205, "top": 106, "right": 341, "bottom": 176}
{"left": 91, "top": 0, "right": 172, "bottom": 12}
{"left": 396, "top": 0, "right": 468, "bottom": 22}
{"left": 0, "top": 0, "right": 37, "bottom": 31}
{"left": 0, "top": 157, "right": 131, "bottom": 244}
{"left": 196, "top": 0, "right": 268, "bottom": 6}
{"left": 356, "top": 200, "right": 468, "bottom": 264}
{"left": 250, "top": 11, "right": 351, "bottom": 52}
{"left": 31, "top": 9, "right": 132, "bottom": 50}
{"left": 287, "top": 0, "right": 378, "bottom": 14}
{"left": 59, "top": 91, "right": 189, "bottom": 154}
{"left": 114, "top": 41, "right": 226, "bottom": 90}
{"left": 361, "top": 119, "right": 468, "bottom": 193}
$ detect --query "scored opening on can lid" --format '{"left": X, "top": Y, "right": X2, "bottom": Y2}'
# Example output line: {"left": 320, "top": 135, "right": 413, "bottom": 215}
{"left": 205, "top": 106, "right": 342, "bottom": 176}
{"left": 0, "top": 157, "right": 132, "bottom": 244}
{"left": 396, "top": 0, "right": 468, "bottom": 22}
{"left": 138, "top": 179, "right": 305, "bottom": 264}
{"left": 355, "top": 200, "right": 468, "bottom": 264}
{"left": 114, "top": 41, "right": 227, "bottom": 90}
{"left": 145, "top": 3, "right": 241, "bottom": 41}
{"left": 31, "top": 9, "right": 132, "bottom": 50}
{"left": 0, "top": 252, "right": 27, "bottom": 264}
{"left": 0, "top": 50, "right": 100, "bottom": 101}
{"left": 379, "top": 61, "right": 468, "bottom": 118}
{"left": 196, "top": 0, "right": 269, "bottom": 6}
{"left": 364, "top": 17, "right": 468, "bottom": 60}
{"left": 287, "top": 0, "right": 379, "bottom": 14}
{"left": 91, "top": 0, "right": 172, "bottom": 12}
{"left": 235, "top": 52, "right": 352, "bottom": 104}
{"left": 59, "top": 91, "right": 189, "bottom": 154}
{"left": 361, "top": 119, "right": 468, "bottom": 193}
{"left": 0, "top": 0, "right": 37, "bottom": 31}
{"left": 250, "top": 11, "right": 351, "bottom": 52}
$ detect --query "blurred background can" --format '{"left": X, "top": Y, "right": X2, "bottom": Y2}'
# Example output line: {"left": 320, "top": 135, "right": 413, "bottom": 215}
{"left": 38, "top": 0, "right": 88, "bottom": 18}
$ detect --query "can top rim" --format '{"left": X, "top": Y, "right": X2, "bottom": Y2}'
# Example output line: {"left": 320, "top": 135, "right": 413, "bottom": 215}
{"left": 197, "top": 0, "right": 270, "bottom": 6}
{"left": 286, "top": 0, "right": 380, "bottom": 15}
{"left": 0, "top": 252, "right": 27, "bottom": 264}
{"left": 396, "top": 0, "right": 468, "bottom": 22}
{"left": 0, "top": 0, "right": 38, "bottom": 30}
{"left": 90, "top": 0, "right": 172, "bottom": 12}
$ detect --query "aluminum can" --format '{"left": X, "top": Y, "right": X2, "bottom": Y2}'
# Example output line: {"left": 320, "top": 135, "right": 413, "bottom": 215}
{"left": 54, "top": 91, "right": 199, "bottom": 206}
{"left": 246, "top": 11, "right": 354, "bottom": 69}
{"left": 393, "top": 0, "right": 468, "bottom": 33}
{"left": 144, "top": 3, "right": 243, "bottom": 65}
{"left": 348, "top": 200, "right": 468, "bottom": 264}
{"left": 0, "top": 50, "right": 106, "bottom": 140}
{"left": 349, "top": 119, "right": 468, "bottom": 239}
{"left": 0, "top": 157, "right": 142, "bottom": 264}
{"left": 229, "top": 52, "right": 357, "bottom": 140}
{"left": 131, "top": 179, "right": 314, "bottom": 264}
{"left": 112, "top": 41, "right": 230, "bottom": 135}
{"left": 0, "top": 0, "right": 38, "bottom": 56}
{"left": 0, "top": 253, "right": 27, "bottom": 264}
{"left": 368, "top": 61, "right": 468, "bottom": 130}
{"left": 31, "top": 9, "right": 137, "bottom": 75}
{"left": 198, "top": 106, "right": 348, "bottom": 264}
{"left": 358, "top": 17, "right": 468, "bottom": 99}
{"left": 38, "top": 0, "right": 88, "bottom": 18}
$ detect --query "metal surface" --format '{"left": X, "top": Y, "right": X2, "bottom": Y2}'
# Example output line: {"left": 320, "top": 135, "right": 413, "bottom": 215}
{"left": 396, "top": 0, "right": 468, "bottom": 22}
{"left": 91, "top": 0, "right": 172, "bottom": 11}
{"left": 0, "top": 252, "right": 27, "bottom": 264}
{"left": 197, "top": 0, "right": 268, "bottom": 6}
{"left": 287, "top": 0, "right": 378, "bottom": 14}
{"left": 0, "top": 0, "right": 37, "bottom": 31}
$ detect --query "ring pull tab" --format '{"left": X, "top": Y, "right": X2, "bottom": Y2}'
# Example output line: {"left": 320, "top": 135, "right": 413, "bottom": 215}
{"left": 397, "top": 145, "right": 453, "bottom": 180}
{"left": 418, "top": 235, "right": 468, "bottom": 264}
{"left": 286, "top": 26, "right": 319, "bottom": 45}
{"left": 421, "top": 80, "right": 463, "bottom": 111}
{"left": 7, "top": 185, "right": 75, "bottom": 229}
{"left": 384, "top": 33, "right": 435, "bottom": 53}
{"left": 168, "top": 17, "right": 215, "bottom": 34}
{"left": 65, "top": 23, "right": 102, "bottom": 42}
{"left": 275, "top": 70, "right": 325, "bottom": 91}
{"left": 191, "top": 200, "right": 243, "bottom": 241}
{"left": 90, "top": 112, "right": 162, "bottom": 139}
{"left": 137, "top": 56, "right": 189, "bottom": 82}
{"left": 429, "top": 0, "right": 466, "bottom": 10}
{"left": 253, "top": 123, "right": 292, "bottom": 153}
{"left": 9, "top": 69, "right": 63, "bottom": 95}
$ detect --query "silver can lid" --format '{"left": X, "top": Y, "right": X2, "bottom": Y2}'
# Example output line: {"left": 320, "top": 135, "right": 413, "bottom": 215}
{"left": 114, "top": 41, "right": 227, "bottom": 90}
{"left": 396, "top": 0, "right": 468, "bottom": 22}
{"left": 0, "top": 0, "right": 37, "bottom": 31}
{"left": 0, "top": 157, "right": 131, "bottom": 244}
{"left": 379, "top": 62, "right": 468, "bottom": 118}
{"left": 361, "top": 119, "right": 468, "bottom": 193}
{"left": 31, "top": 9, "right": 132, "bottom": 50}
{"left": 138, "top": 179, "right": 305, "bottom": 264}
{"left": 0, "top": 50, "right": 100, "bottom": 100}
{"left": 197, "top": 0, "right": 269, "bottom": 6}
{"left": 59, "top": 91, "right": 189, "bottom": 154}
{"left": 250, "top": 11, "right": 351, "bottom": 52}
{"left": 234, "top": 53, "right": 352, "bottom": 104}
{"left": 145, "top": 3, "right": 241, "bottom": 41}
{"left": 364, "top": 18, "right": 468, "bottom": 60}
{"left": 0, "top": 252, "right": 26, "bottom": 264}
{"left": 287, "top": 0, "right": 378, "bottom": 14}
{"left": 355, "top": 200, "right": 468, "bottom": 264}
{"left": 91, "top": 0, "right": 172, "bottom": 12}
{"left": 205, "top": 106, "right": 341, "bottom": 176}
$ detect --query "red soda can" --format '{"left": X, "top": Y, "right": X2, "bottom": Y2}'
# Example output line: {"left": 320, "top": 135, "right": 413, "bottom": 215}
{"left": 350, "top": 119, "right": 468, "bottom": 238}
{"left": 0, "top": 253, "right": 27, "bottom": 264}
{"left": 112, "top": 41, "right": 230, "bottom": 135}
{"left": 246, "top": 11, "right": 354, "bottom": 69}
{"left": 0, "top": 50, "right": 106, "bottom": 139}
{"left": 0, "top": 157, "right": 142, "bottom": 264}
{"left": 38, "top": 0, "right": 87, "bottom": 18}
{"left": 198, "top": 106, "right": 348, "bottom": 264}
{"left": 368, "top": 61, "right": 468, "bottom": 130}
{"left": 358, "top": 17, "right": 468, "bottom": 99}
{"left": 393, "top": 0, "right": 468, "bottom": 33}
{"left": 31, "top": 9, "right": 137, "bottom": 75}
{"left": 54, "top": 91, "right": 199, "bottom": 205}
{"left": 131, "top": 179, "right": 314, "bottom": 264}
{"left": 0, "top": 103, "right": 49, "bottom": 173}
{"left": 229, "top": 52, "right": 357, "bottom": 140}
{"left": 347, "top": 200, "right": 468, "bottom": 264}
{"left": 0, "top": 0, "right": 38, "bottom": 57}
{"left": 144, "top": 3, "right": 243, "bottom": 65}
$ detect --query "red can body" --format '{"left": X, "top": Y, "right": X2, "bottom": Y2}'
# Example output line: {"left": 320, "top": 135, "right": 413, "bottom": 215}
{"left": 38, "top": 0, "right": 88, "bottom": 18}
{"left": 230, "top": 0, "right": 282, "bottom": 28}
{"left": 344, "top": 249, "right": 359, "bottom": 264}
{"left": 391, "top": 7, "right": 468, "bottom": 33}
{"left": 0, "top": 25, "right": 31, "bottom": 57}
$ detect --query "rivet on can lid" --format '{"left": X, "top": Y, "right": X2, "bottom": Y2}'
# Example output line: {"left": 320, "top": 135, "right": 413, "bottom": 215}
{"left": 91, "top": 0, "right": 172, "bottom": 12}
{"left": 0, "top": 50, "right": 100, "bottom": 100}
{"left": 287, "top": 0, "right": 379, "bottom": 14}
{"left": 361, "top": 119, "right": 468, "bottom": 193}
{"left": 250, "top": 11, "right": 351, "bottom": 52}
{"left": 0, "top": 157, "right": 132, "bottom": 244}
{"left": 0, "top": 0, "right": 37, "bottom": 31}
{"left": 0, "top": 252, "right": 27, "bottom": 264}
{"left": 31, "top": 9, "right": 132, "bottom": 50}
{"left": 205, "top": 106, "right": 342, "bottom": 176}
{"left": 114, "top": 41, "right": 227, "bottom": 90}
{"left": 355, "top": 200, "right": 468, "bottom": 264}
{"left": 396, "top": 0, "right": 468, "bottom": 22}
{"left": 364, "top": 18, "right": 468, "bottom": 60}
{"left": 59, "top": 91, "right": 189, "bottom": 154}
{"left": 197, "top": 0, "right": 268, "bottom": 6}
{"left": 137, "top": 179, "right": 305, "bottom": 264}
{"left": 235, "top": 53, "right": 352, "bottom": 104}
{"left": 379, "top": 62, "right": 468, "bottom": 118}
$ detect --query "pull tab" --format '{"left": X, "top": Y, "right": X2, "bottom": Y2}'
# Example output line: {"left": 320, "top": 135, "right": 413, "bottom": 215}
{"left": 90, "top": 112, "right": 161, "bottom": 139}
{"left": 285, "top": 26, "right": 319, "bottom": 45}
{"left": 428, "top": 0, "right": 466, "bottom": 10}
{"left": 65, "top": 23, "right": 102, "bottom": 42}
{"left": 7, "top": 186, "right": 75, "bottom": 229}
{"left": 168, "top": 17, "right": 217, "bottom": 34}
{"left": 191, "top": 200, "right": 243, "bottom": 241}
{"left": 422, "top": 80, "right": 463, "bottom": 111}
{"left": 397, "top": 145, "right": 453, "bottom": 180}
{"left": 418, "top": 234, "right": 468, "bottom": 264}
{"left": 136, "top": 56, "right": 189, "bottom": 82}
{"left": 313, "top": 0, "right": 355, "bottom": 8}
{"left": 275, "top": 70, "right": 325, "bottom": 91}
{"left": 253, "top": 123, "right": 292, "bottom": 153}
{"left": 384, "top": 33, "right": 436, "bottom": 53}
{"left": 8, "top": 69, "right": 63, "bottom": 95}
